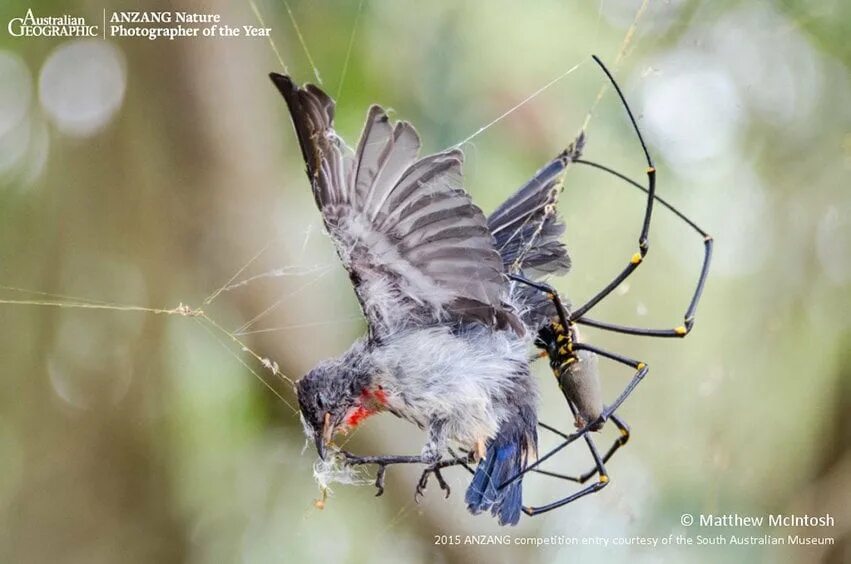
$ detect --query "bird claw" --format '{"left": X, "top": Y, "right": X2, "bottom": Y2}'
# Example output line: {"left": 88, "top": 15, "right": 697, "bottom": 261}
{"left": 374, "top": 465, "right": 387, "bottom": 497}
{"left": 435, "top": 468, "right": 451, "bottom": 499}
{"left": 414, "top": 472, "right": 428, "bottom": 503}
{"left": 415, "top": 465, "right": 451, "bottom": 502}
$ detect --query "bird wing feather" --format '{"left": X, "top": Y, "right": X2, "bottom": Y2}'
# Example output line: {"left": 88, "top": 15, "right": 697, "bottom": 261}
{"left": 487, "top": 134, "right": 584, "bottom": 277}
{"left": 270, "top": 74, "right": 515, "bottom": 337}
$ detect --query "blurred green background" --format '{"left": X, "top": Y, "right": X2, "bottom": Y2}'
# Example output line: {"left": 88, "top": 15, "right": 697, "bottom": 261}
{"left": 1, "top": 0, "right": 850, "bottom": 562}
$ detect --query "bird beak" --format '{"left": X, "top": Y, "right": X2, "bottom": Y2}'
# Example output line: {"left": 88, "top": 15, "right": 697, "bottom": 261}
{"left": 315, "top": 412, "right": 334, "bottom": 460}
{"left": 314, "top": 432, "right": 326, "bottom": 460}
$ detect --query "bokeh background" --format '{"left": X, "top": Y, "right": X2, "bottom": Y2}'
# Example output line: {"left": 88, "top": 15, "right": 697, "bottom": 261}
{"left": 1, "top": 0, "right": 850, "bottom": 562}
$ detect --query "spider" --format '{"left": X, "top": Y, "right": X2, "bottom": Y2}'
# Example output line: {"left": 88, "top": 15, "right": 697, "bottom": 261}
{"left": 492, "top": 55, "right": 714, "bottom": 516}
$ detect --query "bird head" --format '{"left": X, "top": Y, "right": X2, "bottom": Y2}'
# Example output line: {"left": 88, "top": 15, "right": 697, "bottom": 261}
{"left": 296, "top": 356, "right": 374, "bottom": 459}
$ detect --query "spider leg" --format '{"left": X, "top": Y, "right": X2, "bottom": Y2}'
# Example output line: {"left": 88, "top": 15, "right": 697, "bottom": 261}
{"left": 500, "top": 346, "right": 647, "bottom": 489}
{"left": 521, "top": 395, "right": 622, "bottom": 516}
{"left": 572, "top": 342, "right": 649, "bottom": 421}
{"left": 499, "top": 420, "right": 591, "bottom": 489}
{"left": 507, "top": 274, "right": 570, "bottom": 329}
{"left": 523, "top": 419, "right": 610, "bottom": 516}
{"left": 502, "top": 358, "right": 646, "bottom": 515}
{"left": 568, "top": 55, "right": 657, "bottom": 321}
{"left": 573, "top": 159, "right": 713, "bottom": 337}
{"left": 449, "top": 417, "right": 627, "bottom": 491}
{"left": 535, "top": 414, "right": 630, "bottom": 483}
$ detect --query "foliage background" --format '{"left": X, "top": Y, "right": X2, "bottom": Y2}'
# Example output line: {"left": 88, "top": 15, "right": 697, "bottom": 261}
{"left": 1, "top": 0, "right": 849, "bottom": 562}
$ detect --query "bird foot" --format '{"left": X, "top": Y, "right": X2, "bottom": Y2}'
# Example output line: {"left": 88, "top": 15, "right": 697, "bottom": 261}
{"left": 415, "top": 465, "right": 451, "bottom": 503}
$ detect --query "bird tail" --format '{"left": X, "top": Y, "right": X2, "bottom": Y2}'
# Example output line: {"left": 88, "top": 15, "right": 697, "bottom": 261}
{"left": 465, "top": 416, "right": 537, "bottom": 526}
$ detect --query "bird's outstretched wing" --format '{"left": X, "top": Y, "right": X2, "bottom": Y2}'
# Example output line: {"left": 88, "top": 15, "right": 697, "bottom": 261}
{"left": 270, "top": 74, "right": 518, "bottom": 337}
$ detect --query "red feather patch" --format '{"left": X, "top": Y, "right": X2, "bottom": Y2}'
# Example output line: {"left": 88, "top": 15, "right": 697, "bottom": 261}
{"left": 344, "top": 387, "right": 388, "bottom": 428}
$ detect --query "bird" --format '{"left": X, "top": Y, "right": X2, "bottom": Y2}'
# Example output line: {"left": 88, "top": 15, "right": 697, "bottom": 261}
{"left": 269, "top": 73, "right": 582, "bottom": 525}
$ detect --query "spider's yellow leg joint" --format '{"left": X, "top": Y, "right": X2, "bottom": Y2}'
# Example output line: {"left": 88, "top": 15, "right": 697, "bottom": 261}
{"left": 630, "top": 252, "right": 643, "bottom": 265}
{"left": 636, "top": 362, "right": 646, "bottom": 370}
{"left": 646, "top": 166, "right": 656, "bottom": 174}
{"left": 599, "top": 474, "right": 609, "bottom": 484}
{"left": 674, "top": 326, "right": 688, "bottom": 336}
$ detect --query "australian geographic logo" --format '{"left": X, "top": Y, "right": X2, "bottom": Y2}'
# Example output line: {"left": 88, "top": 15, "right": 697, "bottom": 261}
{"left": 8, "top": 9, "right": 98, "bottom": 38}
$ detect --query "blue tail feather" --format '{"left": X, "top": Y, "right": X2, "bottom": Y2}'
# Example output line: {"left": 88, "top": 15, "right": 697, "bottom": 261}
{"left": 465, "top": 427, "right": 533, "bottom": 526}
